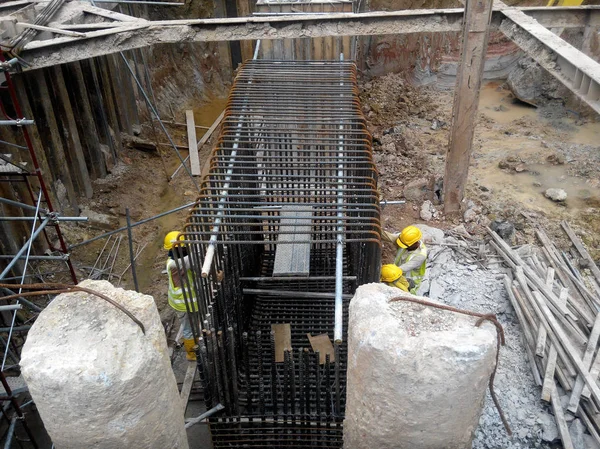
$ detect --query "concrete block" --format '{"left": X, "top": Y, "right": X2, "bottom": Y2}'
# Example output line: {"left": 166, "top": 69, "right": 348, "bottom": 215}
{"left": 20, "top": 280, "right": 189, "bottom": 449}
{"left": 344, "top": 283, "right": 497, "bottom": 449}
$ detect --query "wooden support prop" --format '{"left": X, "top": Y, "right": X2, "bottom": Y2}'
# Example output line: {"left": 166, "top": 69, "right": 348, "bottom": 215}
{"left": 568, "top": 312, "right": 600, "bottom": 413}
{"left": 504, "top": 276, "right": 542, "bottom": 386}
{"left": 50, "top": 65, "right": 93, "bottom": 199}
{"left": 530, "top": 288, "right": 600, "bottom": 404}
{"left": 16, "top": 22, "right": 87, "bottom": 38}
{"left": 180, "top": 360, "right": 197, "bottom": 411}
{"left": 514, "top": 268, "right": 577, "bottom": 378}
{"left": 561, "top": 221, "right": 600, "bottom": 287}
{"left": 62, "top": 62, "right": 107, "bottom": 180}
{"left": 551, "top": 382, "right": 575, "bottom": 449}
{"left": 535, "top": 267, "right": 554, "bottom": 357}
{"left": 443, "top": 0, "right": 494, "bottom": 215}
{"left": 272, "top": 323, "right": 292, "bottom": 363}
{"left": 541, "top": 287, "right": 568, "bottom": 402}
{"left": 186, "top": 110, "right": 200, "bottom": 176}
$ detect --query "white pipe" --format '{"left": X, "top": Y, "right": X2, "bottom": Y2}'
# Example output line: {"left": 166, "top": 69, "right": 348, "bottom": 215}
{"left": 334, "top": 54, "right": 345, "bottom": 344}
{"left": 201, "top": 51, "right": 260, "bottom": 277}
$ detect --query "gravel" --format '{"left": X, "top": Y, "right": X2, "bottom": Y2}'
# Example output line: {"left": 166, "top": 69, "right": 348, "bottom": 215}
{"left": 426, "top": 238, "right": 555, "bottom": 449}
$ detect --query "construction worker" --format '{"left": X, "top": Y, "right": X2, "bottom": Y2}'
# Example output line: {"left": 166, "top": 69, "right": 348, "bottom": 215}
{"left": 164, "top": 231, "right": 198, "bottom": 361}
{"left": 382, "top": 225, "right": 427, "bottom": 295}
{"left": 380, "top": 264, "right": 410, "bottom": 292}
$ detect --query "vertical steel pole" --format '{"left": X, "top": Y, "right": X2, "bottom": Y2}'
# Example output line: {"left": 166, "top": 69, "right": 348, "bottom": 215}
{"left": 125, "top": 208, "right": 139, "bottom": 292}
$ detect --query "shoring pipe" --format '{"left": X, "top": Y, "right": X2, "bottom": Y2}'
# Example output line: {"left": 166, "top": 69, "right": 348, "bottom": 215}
{"left": 0, "top": 216, "right": 51, "bottom": 279}
{"left": 200, "top": 43, "right": 260, "bottom": 277}
{"left": 0, "top": 120, "right": 34, "bottom": 126}
{"left": 184, "top": 403, "right": 224, "bottom": 428}
{"left": 334, "top": 53, "right": 345, "bottom": 344}
{"left": 0, "top": 196, "right": 48, "bottom": 214}
{"left": 3, "top": 415, "right": 17, "bottom": 449}
{"left": 0, "top": 255, "right": 69, "bottom": 261}
{"left": 0, "top": 215, "right": 87, "bottom": 222}
{"left": 0, "top": 305, "right": 21, "bottom": 312}
{"left": 69, "top": 202, "right": 195, "bottom": 249}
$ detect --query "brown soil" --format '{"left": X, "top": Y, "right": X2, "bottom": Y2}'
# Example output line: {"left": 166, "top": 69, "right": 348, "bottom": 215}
{"left": 43, "top": 101, "right": 225, "bottom": 321}
{"left": 360, "top": 72, "right": 600, "bottom": 262}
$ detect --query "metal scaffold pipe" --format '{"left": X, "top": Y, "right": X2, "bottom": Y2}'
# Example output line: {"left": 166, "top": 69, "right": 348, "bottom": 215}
{"left": 0, "top": 119, "right": 34, "bottom": 126}
{"left": 0, "top": 216, "right": 51, "bottom": 280}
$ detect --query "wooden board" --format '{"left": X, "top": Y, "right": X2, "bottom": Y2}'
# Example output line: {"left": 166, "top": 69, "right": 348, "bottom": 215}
{"left": 180, "top": 360, "right": 197, "bottom": 412}
{"left": 186, "top": 110, "right": 200, "bottom": 175}
{"left": 307, "top": 333, "right": 335, "bottom": 364}
{"left": 272, "top": 323, "right": 292, "bottom": 363}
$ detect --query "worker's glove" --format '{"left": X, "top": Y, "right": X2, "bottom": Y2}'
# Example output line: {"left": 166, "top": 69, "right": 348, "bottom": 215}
{"left": 407, "top": 278, "right": 416, "bottom": 290}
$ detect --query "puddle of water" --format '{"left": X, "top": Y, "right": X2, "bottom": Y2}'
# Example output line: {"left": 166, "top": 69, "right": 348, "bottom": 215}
{"left": 478, "top": 163, "right": 600, "bottom": 211}
{"left": 567, "top": 122, "right": 600, "bottom": 145}
{"left": 193, "top": 96, "right": 228, "bottom": 128}
{"left": 478, "top": 81, "right": 538, "bottom": 124}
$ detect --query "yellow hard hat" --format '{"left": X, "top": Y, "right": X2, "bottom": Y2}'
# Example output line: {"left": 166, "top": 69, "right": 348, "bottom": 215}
{"left": 396, "top": 225, "right": 422, "bottom": 249}
{"left": 381, "top": 264, "right": 403, "bottom": 283}
{"left": 164, "top": 231, "right": 184, "bottom": 250}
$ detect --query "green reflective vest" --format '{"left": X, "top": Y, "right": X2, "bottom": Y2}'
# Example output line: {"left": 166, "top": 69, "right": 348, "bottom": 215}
{"left": 394, "top": 242, "right": 427, "bottom": 294}
{"left": 167, "top": 259, "right": 198, "bottom": 312}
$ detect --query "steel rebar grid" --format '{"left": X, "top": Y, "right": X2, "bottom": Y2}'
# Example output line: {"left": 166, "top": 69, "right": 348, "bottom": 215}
{"left": 173, "top": 60, "right": 381, "bottom": 448}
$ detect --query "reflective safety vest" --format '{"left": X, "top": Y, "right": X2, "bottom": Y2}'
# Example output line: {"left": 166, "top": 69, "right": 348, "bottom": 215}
{"left": 167, "top": 259, "right": 198, "bottom": 312}
{"left": 394, "top": 242, "right": 427, "bottom": 294}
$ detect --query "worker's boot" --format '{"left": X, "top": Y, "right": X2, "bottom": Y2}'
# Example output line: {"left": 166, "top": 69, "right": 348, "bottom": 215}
{"left": 182, "top": 338, "right": 197, "bottom": 361}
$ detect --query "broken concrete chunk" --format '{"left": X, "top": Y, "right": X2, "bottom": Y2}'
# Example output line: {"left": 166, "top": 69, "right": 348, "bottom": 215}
{"left": 344, "top": 283, "right": 497, "bottom": 449}
{"left": 20, "top": 280, "right": 189, "bottom": 449}
{"left": 545, "top": 188, "right": 567, "bottom": 202}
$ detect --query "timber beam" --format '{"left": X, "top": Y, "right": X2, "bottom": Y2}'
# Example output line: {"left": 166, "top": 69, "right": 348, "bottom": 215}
{"left": 500, "top": 6, "right": 600, "bottom": 114}
{"left": 8, "top": 5, "right": 600, "bottom": 70}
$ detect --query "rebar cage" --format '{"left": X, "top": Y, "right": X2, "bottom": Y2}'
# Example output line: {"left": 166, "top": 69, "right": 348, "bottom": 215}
{"left": 172, "top": 60, "right": 381, "bottom": 448}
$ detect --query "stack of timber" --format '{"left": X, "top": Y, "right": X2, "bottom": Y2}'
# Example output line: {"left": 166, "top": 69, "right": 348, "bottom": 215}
{"left": 488, "top": 222, "right": 600, "bottom": 448}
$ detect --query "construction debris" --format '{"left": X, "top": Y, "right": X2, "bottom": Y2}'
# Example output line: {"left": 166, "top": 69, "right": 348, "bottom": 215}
{"left": 488, "top": 223, "right": 600, "bottom": 448}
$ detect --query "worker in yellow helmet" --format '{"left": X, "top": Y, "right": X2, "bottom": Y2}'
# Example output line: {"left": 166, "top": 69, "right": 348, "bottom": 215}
{"left": 381, "top": 264, "right": 410, "bottom": 292}
{"left": 382, "top": 225, "right": 427, "bottom": 294}
{"left": 164, "top": 231, "right": 198, "bottom": 361}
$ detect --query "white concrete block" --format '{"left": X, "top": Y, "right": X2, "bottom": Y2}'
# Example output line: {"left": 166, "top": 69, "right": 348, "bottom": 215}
{"left": 344, "top": 283, "right": 497, "bottom": 449}
{"left": 20, "top": 280, "right": 189, "bottom": 449}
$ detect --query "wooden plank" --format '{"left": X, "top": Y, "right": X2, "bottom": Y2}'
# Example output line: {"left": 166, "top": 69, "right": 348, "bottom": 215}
{"left": 530, "top": 288, "right": 600, "bottom": 404}
{"left": 568, "top": 311, "right": 600, "bottom": 413}
{"left": 307, "top": 333, "right": 335, "bottom": 364}
{"left": 541, "top": 287, "right": 568, "bottom": 402}
{"left": 186, "top": 110, "right": 200, "bottom": 175}
{"left": 273, "top": 206, "right": 312, "bottom": 276}
{"left": 535, "top": 267, "right": 554, "bottom": 357}
{"left": 80, "top": 4, "right": 140, "bottom": 22}
{"left": 180, "top": 360, "right": 197, "bottom": 411}
{"left": 504, "top": 276, "right": 542, "bottom": 386}
{"left": 272, "top": 323, "right": 292, "bottom": 363}
{"left": 561, "top": 221, "right": 600, "bottom": 286}
{"left": 49, "top": 65, "right": 93, "bottom": 199}
{"left": 62, "top": 62, "right": 107, "bottom": 180}
{"left": 442, "top": 0, "right": 494, "bottom": 215}
{"left": 515, "top": 268, "right": 578, "bottom": 378}
{"left": 27, "top": 69, "right": 79, "bottom": 214}
{"left": 551, "top": 382, "right": 575, "bottom": 449}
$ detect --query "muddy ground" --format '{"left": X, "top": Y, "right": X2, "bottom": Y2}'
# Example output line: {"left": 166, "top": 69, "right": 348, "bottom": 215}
{"left": 362, "top": 72, "right": 600, "bottom": 264}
